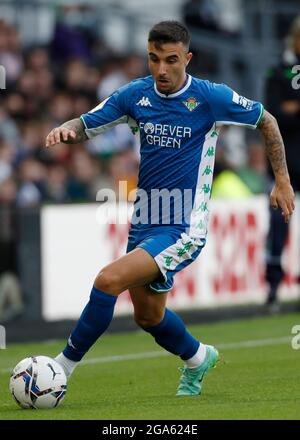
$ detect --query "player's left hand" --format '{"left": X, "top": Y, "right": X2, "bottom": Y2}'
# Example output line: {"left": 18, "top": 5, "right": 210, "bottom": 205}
{"left": 270, "top": 178, "right": 295, "bottom": 223}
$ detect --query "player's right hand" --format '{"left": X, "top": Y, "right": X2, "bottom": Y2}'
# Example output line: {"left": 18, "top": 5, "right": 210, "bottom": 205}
{"left": 45, "top": 127, "right": 76, "bottom": 147}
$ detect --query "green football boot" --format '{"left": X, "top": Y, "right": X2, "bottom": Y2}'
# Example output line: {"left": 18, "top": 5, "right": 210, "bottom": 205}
{"left": 176, "top": 345, "right": 219, "bottom": 396}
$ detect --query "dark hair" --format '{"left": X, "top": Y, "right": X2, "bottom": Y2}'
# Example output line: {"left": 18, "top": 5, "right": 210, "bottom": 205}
{"left": 148, "top": 21, "right": 190, "bottom": 49}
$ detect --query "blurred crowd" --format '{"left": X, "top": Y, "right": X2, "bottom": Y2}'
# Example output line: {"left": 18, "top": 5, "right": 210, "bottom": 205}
{"left": 0, "top": 8, "right": 269, "bottom": 209}
{"left": 0, "top": 16, "right": 144, "bottom": 208}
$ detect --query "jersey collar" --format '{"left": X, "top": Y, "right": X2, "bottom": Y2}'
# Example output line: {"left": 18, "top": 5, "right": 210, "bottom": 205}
{"left": 154, "top": 74, "right": 192, "bottom": 98}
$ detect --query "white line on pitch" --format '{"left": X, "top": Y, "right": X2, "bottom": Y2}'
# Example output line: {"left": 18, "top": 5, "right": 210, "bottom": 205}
{"left": 0, "top": 335, "right": 292, "bottom": 375}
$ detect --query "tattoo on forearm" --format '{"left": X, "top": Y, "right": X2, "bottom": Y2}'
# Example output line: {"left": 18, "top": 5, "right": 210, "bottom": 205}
{"left": 258, "top": 110, "right": 289, "bottom": 178}
{"left": 61, "top": 118, "right": 88, "bottom": 143}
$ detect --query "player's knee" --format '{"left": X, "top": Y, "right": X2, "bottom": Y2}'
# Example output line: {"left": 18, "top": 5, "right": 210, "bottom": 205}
{"left": 94, "top": 269, "right": 123, "bottom": 295}
{"left": 134, "top": 311, "right": 164, "bottom": 329}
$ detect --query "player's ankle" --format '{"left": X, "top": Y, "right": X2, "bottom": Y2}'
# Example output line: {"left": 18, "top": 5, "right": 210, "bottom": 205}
{"left": 185, "top": 343, "right": 207, "bottom": 368}
{"left": 54, "top": 352, "right": 79, "bottom": 379}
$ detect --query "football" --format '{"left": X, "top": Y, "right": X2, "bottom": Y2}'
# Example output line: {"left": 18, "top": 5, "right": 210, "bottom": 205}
{"left": 9, "top": 356, "right": 67, "bottom": 409}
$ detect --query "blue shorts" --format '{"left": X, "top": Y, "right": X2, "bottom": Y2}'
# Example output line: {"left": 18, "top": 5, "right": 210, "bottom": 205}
{"left": 126, "top": 227, "right": 206, "bottom": 293}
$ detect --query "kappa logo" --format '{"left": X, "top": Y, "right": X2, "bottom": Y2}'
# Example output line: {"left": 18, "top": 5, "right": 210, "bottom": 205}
{"left": 136, "top": 96, "right": 152, "bottom": 107}
{"left": 68, "top": 336, "right": 76, "bottom": 350}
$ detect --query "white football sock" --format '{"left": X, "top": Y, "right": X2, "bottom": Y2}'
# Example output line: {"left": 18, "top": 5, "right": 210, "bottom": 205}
{"left": 54, "top": 353, "right": 79, "bottom": 379}
{"left": 185, "top": 343, "right": 207, "bottom": 368}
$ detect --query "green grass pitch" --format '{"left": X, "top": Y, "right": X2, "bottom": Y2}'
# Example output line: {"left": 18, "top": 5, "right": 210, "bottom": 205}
{"left": 1, "top": 312, "right": 300, "bottom": 420}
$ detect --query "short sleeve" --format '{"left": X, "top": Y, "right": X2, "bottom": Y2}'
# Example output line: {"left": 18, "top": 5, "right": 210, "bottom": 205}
{"left": 205, "top": 82, "right": 264, "bottom": 129}
{"left": 80, "top": 83, "right": 131, "bottom": 139}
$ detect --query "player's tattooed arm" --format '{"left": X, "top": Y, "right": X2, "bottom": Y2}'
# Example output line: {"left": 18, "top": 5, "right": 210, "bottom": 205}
{"left": 45, "top": 118, "right": 87, "bottom": 146}
{"left": 257, "top": 109, "right": 295, "bottom": 222}
{"left": 257, "top": 110, "right": 288, "bottom": 178}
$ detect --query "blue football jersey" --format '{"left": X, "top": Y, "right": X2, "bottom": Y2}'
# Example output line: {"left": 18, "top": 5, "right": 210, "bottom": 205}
{"left": 81, "top": 74, "right": 264, "bottom": 239}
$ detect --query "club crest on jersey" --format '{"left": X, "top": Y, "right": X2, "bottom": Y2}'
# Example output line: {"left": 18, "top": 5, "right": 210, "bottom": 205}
{"left": 183, "top": 97, "right": 200, "bottom": 112}
{"left": 136, "top": 96, "right": 152, "bottom": 107}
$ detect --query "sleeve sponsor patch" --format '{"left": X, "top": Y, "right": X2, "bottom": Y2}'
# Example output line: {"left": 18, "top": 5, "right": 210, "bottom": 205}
{"left": 232, "top": 91, "right": 253, "bottom": 110}
{"left": 89, "top": 97, "right": 110, "bottom": 113}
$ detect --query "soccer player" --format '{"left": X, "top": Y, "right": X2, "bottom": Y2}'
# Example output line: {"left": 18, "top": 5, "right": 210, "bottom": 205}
{"left": 45, "top": 21, "right": 295, "bottom": 396}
